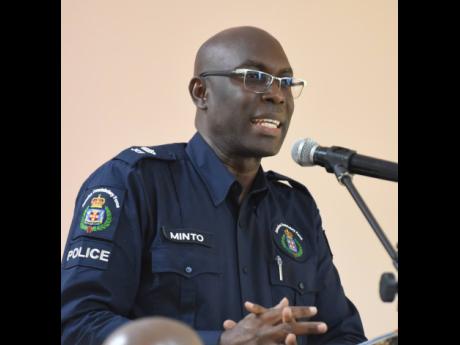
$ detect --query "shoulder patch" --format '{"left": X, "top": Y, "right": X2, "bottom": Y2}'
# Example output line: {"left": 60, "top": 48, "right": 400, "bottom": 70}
{"left": 63, "top": 238, "right": 113, "bottom": 270}
{"left": 72, "top": 186, "right": 125, "bottom": 242}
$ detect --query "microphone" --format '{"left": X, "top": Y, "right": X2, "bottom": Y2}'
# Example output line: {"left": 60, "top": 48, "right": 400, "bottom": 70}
{"left": 291, "top": 138, "right": 398, "bottom": 182}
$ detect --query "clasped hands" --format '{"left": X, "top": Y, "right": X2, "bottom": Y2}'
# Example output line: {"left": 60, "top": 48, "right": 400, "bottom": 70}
{"left": 219, "top": 297, "right": 327, "bottom": 345}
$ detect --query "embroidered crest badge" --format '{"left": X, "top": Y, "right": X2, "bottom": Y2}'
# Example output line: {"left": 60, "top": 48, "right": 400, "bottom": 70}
{"left": 80, "top": 194, "right": 112, "bottom": 233}
{"left": 273, "top": 223, "right": 305, "bottom": 261}
{"left": 281, "top": 228, "right": 303, "bottom": 258}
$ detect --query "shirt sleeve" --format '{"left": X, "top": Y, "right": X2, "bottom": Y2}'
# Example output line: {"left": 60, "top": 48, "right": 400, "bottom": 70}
{"left": 308, "top": 208, "right": 368, "bottom": 345}
{"left": 61, "top": 160, "right": 149, "bottom": 345}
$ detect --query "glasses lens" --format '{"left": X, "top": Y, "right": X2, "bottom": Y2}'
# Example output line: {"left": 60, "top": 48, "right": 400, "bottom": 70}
{"left": 244, "top": 70, "right": 272, "bottom": 92}
{"left": 290, "top": 79, "right": 305, "bottom": 99}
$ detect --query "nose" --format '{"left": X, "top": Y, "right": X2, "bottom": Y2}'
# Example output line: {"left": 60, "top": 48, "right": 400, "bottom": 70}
{"left": 261, "top": 80, "right": 285, "bottom": 104}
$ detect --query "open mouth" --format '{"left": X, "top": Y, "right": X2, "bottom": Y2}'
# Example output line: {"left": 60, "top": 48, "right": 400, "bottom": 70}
{"left": 250, "top": 118, "right": 282, "bottom": 129}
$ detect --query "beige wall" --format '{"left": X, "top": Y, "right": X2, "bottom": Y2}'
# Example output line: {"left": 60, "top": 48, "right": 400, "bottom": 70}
{"left": 62, "top": 0, "right": 398, "bottom": 339}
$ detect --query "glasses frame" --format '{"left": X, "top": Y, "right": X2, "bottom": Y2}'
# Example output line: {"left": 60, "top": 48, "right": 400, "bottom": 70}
{"left": 199, "top": 68, "right": 306, "bottom": 98}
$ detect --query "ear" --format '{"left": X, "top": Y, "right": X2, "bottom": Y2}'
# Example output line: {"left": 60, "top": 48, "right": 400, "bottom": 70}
{"left": 188, "top": 77, "right": 208, "bottom": 110}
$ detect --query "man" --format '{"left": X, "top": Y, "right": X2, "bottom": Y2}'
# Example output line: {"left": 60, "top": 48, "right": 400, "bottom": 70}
{"left": 61, "top": 26, "right": 367, "bottom": 345}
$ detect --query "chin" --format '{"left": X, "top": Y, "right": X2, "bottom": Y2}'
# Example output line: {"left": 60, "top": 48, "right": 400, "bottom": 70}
{"left": 238, "top": 136, "right": 285, "bottom": 158}
{"left": 262, "top": 149, "right": 280, "bottom": 157}
{"left": 251, "top": 144, "right": 282, "bottom": 158}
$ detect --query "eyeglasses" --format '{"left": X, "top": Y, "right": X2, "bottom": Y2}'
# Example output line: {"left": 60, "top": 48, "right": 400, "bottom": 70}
{"left": 199, "top": 68, "right": 306, "bottom": 99}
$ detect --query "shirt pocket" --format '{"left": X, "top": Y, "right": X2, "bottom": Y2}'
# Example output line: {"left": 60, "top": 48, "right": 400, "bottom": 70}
{"left": 150, "top": 245, "right": 222, "bottom": 327}
{"left": 268, "top": 254, "right": 319, "bottom": 307}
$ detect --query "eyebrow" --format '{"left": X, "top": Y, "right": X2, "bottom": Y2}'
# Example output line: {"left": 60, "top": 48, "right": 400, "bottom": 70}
{"left": 237, "top": 59, "right": 293, "bottom": 76}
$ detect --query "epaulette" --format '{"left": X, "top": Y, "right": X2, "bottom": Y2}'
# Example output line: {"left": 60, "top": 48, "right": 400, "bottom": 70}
{"left": 265, "top": 170, "right": 312, "bottom": 198}
{"left": 113, "top": 143, "right": 186, "bottom": 166}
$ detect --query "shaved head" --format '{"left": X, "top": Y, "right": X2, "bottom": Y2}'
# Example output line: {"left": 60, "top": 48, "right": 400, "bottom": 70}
{"left": 194, "top": 26, "right": 289, "bottom": 76}
{"left": 102, "top": 317, "right": 203, "bottom": 345}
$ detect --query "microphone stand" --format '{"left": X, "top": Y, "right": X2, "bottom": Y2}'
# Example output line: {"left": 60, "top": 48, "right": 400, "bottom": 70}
{"left": 329, "top": 162, "right": 398, "bottom": 303}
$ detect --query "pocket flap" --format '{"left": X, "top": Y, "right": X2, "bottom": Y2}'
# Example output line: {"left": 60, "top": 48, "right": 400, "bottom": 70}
{"left": 269, "top": 256, "right": 318, "bottom": 294}
{"left": 151, "top": 246, "right": 221, "bottom": 278}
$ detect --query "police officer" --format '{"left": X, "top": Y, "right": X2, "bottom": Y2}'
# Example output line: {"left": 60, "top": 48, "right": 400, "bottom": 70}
{"left": 61, "top": 26, "right": 367, "bottom": 345}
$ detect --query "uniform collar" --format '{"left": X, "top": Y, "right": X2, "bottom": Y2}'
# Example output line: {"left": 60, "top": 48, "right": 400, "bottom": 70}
{"left": 185, "top": 132, "right": 269, "bottom": 206}
{"left": 185, "top": 132, "right": 237, "bottom": 206}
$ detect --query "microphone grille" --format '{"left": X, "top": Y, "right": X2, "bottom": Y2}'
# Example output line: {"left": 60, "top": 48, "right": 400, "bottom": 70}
{"left": 291, "top": 138, "right": 318, "bottom": 166}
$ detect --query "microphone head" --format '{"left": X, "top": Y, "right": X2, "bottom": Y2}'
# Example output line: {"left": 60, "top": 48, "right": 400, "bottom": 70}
{"left": 291, "top": 138, "right": 319, "bottom": 166}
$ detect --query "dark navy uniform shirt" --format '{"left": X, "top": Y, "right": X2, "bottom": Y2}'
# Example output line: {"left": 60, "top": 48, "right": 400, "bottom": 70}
{"left": 61, "top": 132, "right": 366, "bottom": 345}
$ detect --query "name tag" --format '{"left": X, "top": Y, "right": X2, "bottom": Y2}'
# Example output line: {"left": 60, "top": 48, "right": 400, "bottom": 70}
{"left": 162, "top": 227, "right": 212, "bottom": 248}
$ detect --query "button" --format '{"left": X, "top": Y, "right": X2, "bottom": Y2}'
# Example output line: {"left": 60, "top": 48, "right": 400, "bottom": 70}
{"left": 185, "top": 266, "right": 193, "bottom": 274}
{"left": 298, "top": 282, "right": 305, "bottom": 291}
{"left": 242, "top": 266, "right": 248, "bottom": 274}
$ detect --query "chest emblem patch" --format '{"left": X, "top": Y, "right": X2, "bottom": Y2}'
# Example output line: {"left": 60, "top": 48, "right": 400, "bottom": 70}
{"left": 273, "top": 223, "right": 305, "bottom": 261}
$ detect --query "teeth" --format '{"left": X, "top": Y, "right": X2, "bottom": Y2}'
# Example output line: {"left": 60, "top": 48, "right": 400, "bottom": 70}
{"left": 252, "top": 118, "right": 281, "bottom": 128}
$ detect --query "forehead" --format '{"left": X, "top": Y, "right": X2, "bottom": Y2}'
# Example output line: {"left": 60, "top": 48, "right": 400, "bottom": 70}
{"left": 201, "top": 34, "right": 291, "bottom": 74}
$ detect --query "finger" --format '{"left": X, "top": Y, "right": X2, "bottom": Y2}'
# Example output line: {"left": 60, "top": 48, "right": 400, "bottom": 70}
{"left": 285, "top": 333, "right": 297, "bottom": 345}
{"left": 245, "top": 297, "right": 290, "bottom": 316}
{"left": 275, "top": 297, "right": 289, "bottom": 309}
{"left": 244, "top": 301, "right": 268, "bottom": 315}
{"left": 259, "top": 305, "right": 317, "bottom": 325}
{"left": 282, "top": 306, "right": 294, "bottom": 323}
{"left": 258, "top": 306, "right": 284, "bottom": 324}
{"left": 287, "top": 306, "right": 318, "bottom": 320}
{"left": 223, "top": 319, "right": 237, "bottom": 330}
{"left": 287, "top": 321, "right": 328, "bottom": 335}
{"left": 268, "top": 321, "right": 328, "bottom": 338}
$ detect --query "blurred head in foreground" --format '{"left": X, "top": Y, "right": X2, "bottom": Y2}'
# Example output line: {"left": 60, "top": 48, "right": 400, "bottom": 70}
{"left": 102, "top": 317, "right": 204, "bottom": 345}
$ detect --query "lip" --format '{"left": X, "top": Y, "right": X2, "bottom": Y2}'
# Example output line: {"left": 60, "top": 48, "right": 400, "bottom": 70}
{"left": 250, "top": 113, "right": 285, "bottom": 128}
{"left": 250, "top": 116, "right": 283, "bottom": 137}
